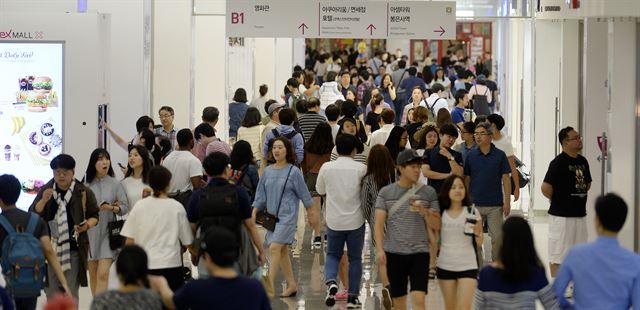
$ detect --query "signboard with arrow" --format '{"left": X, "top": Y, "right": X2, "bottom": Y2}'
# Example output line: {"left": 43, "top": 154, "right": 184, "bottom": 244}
{"left": 226, "top": 0, "right": 455, "bottom": 40}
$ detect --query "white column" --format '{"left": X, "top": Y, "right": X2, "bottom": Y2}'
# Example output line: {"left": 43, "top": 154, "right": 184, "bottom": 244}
{"left": 607, "top": 19, "right": 637, "bottom": 251}
{"left": 274, "top": 38, "right": 294, "bottom": 103}
{"left": 560, "top": 20, "right": 580, "bottom": 127}
{"left": 581, "top": 18, "right": 609, "bottom": 241}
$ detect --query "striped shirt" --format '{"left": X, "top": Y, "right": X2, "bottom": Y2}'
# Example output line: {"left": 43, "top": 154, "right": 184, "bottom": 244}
{"left": 237, "top": 125, "right": 265, "bottom": 163}
{"left": 474, "top": 265, "right": 560, "bottom": 310}
{"left": 298, "top": 112, "right": 327, "bottom": 142}
{"left": 374, "top": 182, "right": 439, "bottom": 254}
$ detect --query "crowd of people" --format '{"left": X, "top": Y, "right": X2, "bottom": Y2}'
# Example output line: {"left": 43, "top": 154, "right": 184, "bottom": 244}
{"left": 0, "top": 46, "right": 637, "bottom": 310}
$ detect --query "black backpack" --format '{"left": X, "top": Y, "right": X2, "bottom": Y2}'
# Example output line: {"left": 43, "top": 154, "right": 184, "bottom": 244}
{"left": 197, "top": 183, "right": 241, "bottom": 237}
{"left": 471, "top": 85, "right": 491, "bottom": 116}
{"left": 266, "top": 128, "right": 299, "bottom": 155}
{"left": 229, "top": 165, "right": 256, "bottom": 203}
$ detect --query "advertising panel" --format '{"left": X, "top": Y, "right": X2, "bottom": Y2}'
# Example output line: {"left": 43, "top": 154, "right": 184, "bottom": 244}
{"left": 0, "top": 42, "right": 64, "bottom": 210}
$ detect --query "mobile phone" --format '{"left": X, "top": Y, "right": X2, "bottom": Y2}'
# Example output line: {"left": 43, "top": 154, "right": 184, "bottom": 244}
{"left": 78, "top": 220, "right": 87, "bottom": 227}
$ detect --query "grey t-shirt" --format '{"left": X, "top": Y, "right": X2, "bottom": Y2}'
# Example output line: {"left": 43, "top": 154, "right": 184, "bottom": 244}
{"left": 90, "top": 289, "right": 162, "bottom": 310}
{"left": 375, "top": 182, "right": 439, "bottom": 254}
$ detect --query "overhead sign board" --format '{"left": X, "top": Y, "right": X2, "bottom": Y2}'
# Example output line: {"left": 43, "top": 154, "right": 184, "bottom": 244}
{"left": 226, "top": 0, "right": 456, "bottom": 40}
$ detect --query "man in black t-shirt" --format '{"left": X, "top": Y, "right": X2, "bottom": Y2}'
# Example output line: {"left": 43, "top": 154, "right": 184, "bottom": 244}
{"left": 542, "top": 126, "right": 592, "bottom": 277}
{"left": 422, "top": 124, "right": 464, "bottom": 193}
{"left": 0, "top": 174, "right": 71, "bottom": 309}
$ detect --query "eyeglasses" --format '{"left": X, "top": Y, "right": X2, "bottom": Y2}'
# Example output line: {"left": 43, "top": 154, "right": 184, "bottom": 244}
{"left": 159, "top": 114, "right": 174, "bottom": 119}
{"left": 565, "top": 135, "right": 582, "bottom": 141}
{"left": 473, "top": 132, "right": 490, "bottom": 137}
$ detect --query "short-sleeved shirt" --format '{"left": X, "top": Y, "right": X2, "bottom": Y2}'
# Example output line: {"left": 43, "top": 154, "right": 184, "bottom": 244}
{"left": 365, "top": 111, "right": 381, "bottom": 133}
{"left": 374, "top": 182, "right": 439, "bottom": 254}
{"left": 492, "top": 135, "right": 514, "bottom": 157}
{"left": 451, "top": 106, "right": 466, "bottom": 125}
{"left": 187, "top": 178, "right": 252, "bottom": 224}
{"left": 423, "top": 146, "right": 464, "bottom": 193}
{"left": 543, "top": 152, "right": 592, "bottom": 217}
{"left": 298, "top": 112, "right": 327, "bottom": 142}
{"left": 0, "top": 208, "right": 47, "bottom": 256}
{"left": 90, "top": 289, "right": 162, "bottom": 310}
{"left": 464, "top": 144, "right": 511, "bottom": 206}
{"left": 173, "top": 276, "right": 271, "bottom": 310}
{"left": 161, "top": 150, "right": 203, "bottom": 194}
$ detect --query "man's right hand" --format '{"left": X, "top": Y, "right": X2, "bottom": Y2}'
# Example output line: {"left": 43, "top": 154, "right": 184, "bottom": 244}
{"left": 42, "top": 188, "right": 54, "bottom": 203}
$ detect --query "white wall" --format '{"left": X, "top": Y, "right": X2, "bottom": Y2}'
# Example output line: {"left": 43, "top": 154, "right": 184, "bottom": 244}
{"left": 560, "top": 20, "right": 580, "bottom": 128}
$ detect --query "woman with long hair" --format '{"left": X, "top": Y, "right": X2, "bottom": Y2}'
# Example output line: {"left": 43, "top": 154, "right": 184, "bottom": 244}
{"left": 474, "top": 217, "right": 559, "bottom": 309}
{"left": 384, "top": 126, "right": 408, "bottom": 164}
{"left": 437, "top": 175, "right": 483, "bottom": 310}
{"left": 431, "top": 67, "right": 451, "bottom": 97}
{"left": 401, "top": 86, "right": 427, "bottom": 126}
{"left": 229, "top": 88, "right": 249, "bottom": 139}
{"left": 414, "top": 124, "right": 440, "bottom": 153}
{"left": 252, "top": 137, "right": 313, "bottom": 297}
{"left": 90, "top": 245, "right": 162, "bottom": 310}
{"left": 122, "top": 145, "right": 153, "bottom": 210}
{"left": 229, "top": 140, "right": 259, "bottom": 202}
{"left": 84, "top": 148, "right": 129, "bottom": 296}
{"left": 338, "top": 99, "right": 367, "bottom": 143}
{"left": 331, "top": 117, "right": 369, "bottom": 164}
{"left": 380, "top": 74, "right": 397, "bottom": 106}
{"left": 301, "top": 122, "right": 334, "bottom": 249}
{"left": 237, "top": 107, "right": 265, "bottom": 167}
{"left": 406, "top": 106, "right": 429, "bottom": 147}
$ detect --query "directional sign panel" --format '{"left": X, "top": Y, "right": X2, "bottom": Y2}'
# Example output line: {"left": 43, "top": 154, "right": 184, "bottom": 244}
{"left": 387, "top": 1, "right": 456, "bottom": 40}
{"left": 318, "top": 1, "right": 387, "bottom": 38}
{"left": 226, "top": 1, "right": 317, "bottom": 38}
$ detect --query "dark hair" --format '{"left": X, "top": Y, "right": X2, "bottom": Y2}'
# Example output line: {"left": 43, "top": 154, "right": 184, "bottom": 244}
{"left": 340, "top": 99, "right": 358, "bottom": 119}
{"left": 335, "top": 133, "right": 358, "bottom": 156}
{"left": 325, "top": 71, "right": 338, "bottom": 83}
{"left": 408, "top": 67, "right": 417, "bottom": 76}
{"left": 124, "top": 145, "right": 152, "bottom": 184}
{"left": 306, "top": 122, "right": 334, "bottom": 155}
{"left": 303, "top": 72, "right": 316, "bottom": 88}
{"left": 0, "top": 174, "right": 21, "bottom": 205}
{"left": 202, "top": 107, "right": 220, "bottom": 123}
{"left": 380, "top": 108, "right": 395, "bottom": 125}
{"left": 398, "top": 59, "right": 407, "bottom": 69}
{"left": 295, "top": 99, "right": 308, "bottom": 114}
{"left": 369, "top": 93, "right": 384, "bottom": 112}
{"left": 203, "top": 152, "right": 230, "bottom": 176}
{"left": 269, "top": 137, "right": 297, "bottom": 164}
{"left": 194, "top": 123, "right": 215, "bottom": 140}
{"left": 431, "top": 83, "right": 445, "bottom": 94}
{"left": 229, "top": 140, "right": 255, "bottom": 170}
{"left": 455, "top": 89, "right": 468, "bottom": 105}
{"left": 278, "top": 108, "right": 295, "bottom": 126}
{"left": 359, "top": 69, "right": 370, "bottom": 81}
{"left": 340, "top": 71, "right": 350, "bottom": 78}
{"left": 438, "top": 175, "right": 472, "bottom": 213}
{"left": 292, "top": 71, "right": 303, "bottom": 79}
{"left": 85, "top": 148, "right": 115, "bottom": 183}
{"left": 380, "top": 74, "right": 393, "bottom": 89}
{"left": 135, "top": 116, "right": 154, "bottom": 133}
{"left": 385, "top": 126, "right": 407, "bottom": 163}
{"left": 474, "top": 115, "right": 488, "bottom": 126}
{"left": 148, "top": 166, "right": 171, "bottom": 197}
{"left": 176, "top": 128, "right": 194, "bottom": 148}
{"left": 259, "top": 84, "right": 268, "bottom": 97}
{"left": 139, "top": 128, "right": 156, "bottom": 151}
{"left": 436, "top": 108, "right": 453, "bottom": 129}
{"left": 439, "top": 123, "right": 459, "bottom": 138}
{"left": 499, "top": 216, "right": 543, "bottom": 283}
{"left": 241, "top": 107, "right": 262, "bottom": 127}
{"left": 306, "top": 97, "right": 320, "bottom": 109}
{"left": 116, "top": 245, "right": 150, "bottom": 288}
{"left": 264, "top": 99, "right": 277, "bottom": 116}
{"left": 415, "top": 124, "right": 440, "bottom": 149}
{"left": 287, "top": 77, "right": 300, "bottom": 89}
{"left": 462, "top": 121, "right": 476, "bottom": 135}
{"left": 50, "top": 154, "right": 76, "bottom": 170}
{"left": 363, "top": 145, "right": 396, "bottom": 189}
{"left": 422, "top": 66, "right": 434, "bottom": 84}
{"left": 412, "top": 106, "right": 429, "bottom": 123}
{"left": 232, "top": 88, "right": 248, "bottom": 103}
{"left": 487, "top": 113, "right": 506, "bottom": 131}
{"left": 595, "top": 193, "right": 628, "bottom": 232}
{"left": 558, "top": 126, "right": 574, "bottom": 144}
{"left": 325, "top": 104, "right": 340, "bottom": 122}
{"left": 159, "top": 106, "right": 174, "bottom": 115}
{"left": 200, "top": 226, "right": 239, "bottom": 268}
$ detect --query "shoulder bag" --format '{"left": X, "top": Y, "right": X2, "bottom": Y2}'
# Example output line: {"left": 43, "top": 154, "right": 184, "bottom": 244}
{"left": 108, "top": 212, "right": 125, "bottom": 251}
{"left": 256, "top": 166, "right": 293, "bottom": 232}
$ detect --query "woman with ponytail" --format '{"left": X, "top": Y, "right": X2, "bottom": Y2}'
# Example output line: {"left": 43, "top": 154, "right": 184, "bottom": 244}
{"left": 90, "top": 245, "right": 163, "bottom": 309}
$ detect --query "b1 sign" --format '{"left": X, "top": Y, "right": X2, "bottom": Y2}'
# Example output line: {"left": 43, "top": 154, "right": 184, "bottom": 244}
{"left": 226, "top": 1, "right": 317, "bottom": 38}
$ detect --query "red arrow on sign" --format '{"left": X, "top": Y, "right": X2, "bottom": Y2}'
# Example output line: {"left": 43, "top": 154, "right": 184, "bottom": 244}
{"left": 433, "top": 26, "right": 446, "bottom": 37}
{"left": 366, "top": 24, "right": 376, "bottom": 35}
{"left": 298, "top": 23, "right": 309, "bottom": 35}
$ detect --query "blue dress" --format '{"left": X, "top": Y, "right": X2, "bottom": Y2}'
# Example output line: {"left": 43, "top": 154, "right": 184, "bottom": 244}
{"left": 253, "top": 164, "right": 313, "bottom": 245}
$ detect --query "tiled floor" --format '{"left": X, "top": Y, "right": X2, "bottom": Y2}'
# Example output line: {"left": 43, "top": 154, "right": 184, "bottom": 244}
{"left": 39, "top": 212, "right": 551, "bottom": 310}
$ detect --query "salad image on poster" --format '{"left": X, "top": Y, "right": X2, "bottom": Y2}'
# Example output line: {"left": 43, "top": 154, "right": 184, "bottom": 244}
{"left": 0, "top": 42, "right": 64, "bottom": 210}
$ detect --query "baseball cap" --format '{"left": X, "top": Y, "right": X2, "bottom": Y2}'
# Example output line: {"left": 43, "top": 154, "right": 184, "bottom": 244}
{"left": 477, "top": 74, "right": 487, "bottom": 82}
{"left": 396, "top": 149, "right": 422, "bottom": 166}
{"left": 268, "top": 102, "right": 286, "bottom": 115}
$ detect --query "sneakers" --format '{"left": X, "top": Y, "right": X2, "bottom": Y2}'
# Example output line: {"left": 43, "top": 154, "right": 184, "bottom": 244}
{"left": 564, "top": 284, "right": 574, "bottom": 299}
{"left": 347, "top": 296, "right": 362, "bottom": 309}
{"left": 313, "top": 236, "right": 322, "bottom": 249}
{"left": 336, "top": 288, "right": 348, "bottom": 300}
{"left": 325, "top": 282, "right": 338, "bottom": 307}
{"left": 381, "top": 286, "right": 393, "bottom": 310}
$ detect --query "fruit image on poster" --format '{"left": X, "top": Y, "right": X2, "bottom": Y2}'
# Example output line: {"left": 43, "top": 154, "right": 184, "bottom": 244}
{"left": 0, "top": 42, "right": 63, "bottom": 210}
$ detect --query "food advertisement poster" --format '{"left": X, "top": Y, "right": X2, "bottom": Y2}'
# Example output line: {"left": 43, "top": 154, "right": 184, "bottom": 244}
{"left": 0, "top": 42, "right": 63, "bottom": 210}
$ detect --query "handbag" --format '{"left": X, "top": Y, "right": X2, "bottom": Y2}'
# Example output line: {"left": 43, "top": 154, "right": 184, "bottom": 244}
{"left": 256, "top": 166, "right": 293, "bottom": 232}
{"left": 107, "top": 214, "right": 125, "bottom": 250}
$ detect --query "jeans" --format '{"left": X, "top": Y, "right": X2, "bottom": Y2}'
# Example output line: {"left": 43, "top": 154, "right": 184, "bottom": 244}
{"left": 477, "top": 206, "right": 504, "bottom": 263}
{"left": 325, "top": 224, "right": 365, "bottom": 296}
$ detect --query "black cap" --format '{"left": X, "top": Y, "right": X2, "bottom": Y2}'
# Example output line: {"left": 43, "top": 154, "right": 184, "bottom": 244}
{"left": 396, "top": 149, "right": 422, "bottom": 166}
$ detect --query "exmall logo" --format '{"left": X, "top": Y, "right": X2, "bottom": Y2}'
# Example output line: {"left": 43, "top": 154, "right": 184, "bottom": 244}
{"left": 0, "top": 30, "right": 44, "bottom": 39}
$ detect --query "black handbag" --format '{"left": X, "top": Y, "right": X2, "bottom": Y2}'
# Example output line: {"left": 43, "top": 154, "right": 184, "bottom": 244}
{"left": 256, "top": 166, "right": 293, "bottom": 232}
{"left": 108, "top": 214, "right": 125, "bottom": 250}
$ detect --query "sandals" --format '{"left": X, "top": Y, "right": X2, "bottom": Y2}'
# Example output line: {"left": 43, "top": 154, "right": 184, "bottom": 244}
{"left": 428, "top": 267, "right": 437, "bottom": 280}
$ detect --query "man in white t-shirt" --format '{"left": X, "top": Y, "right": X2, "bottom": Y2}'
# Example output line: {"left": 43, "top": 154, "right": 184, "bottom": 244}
{"left": 486, "top": 114, "right": 520, "bottom": 202}
{"left": 162, "top": 129, "right": 204, "bottom": 200}
{"left": 425, "top": 83, "right": 449, "bottom": 119}
{"left": 368, "top": 109, "right": 396, "bottom": 146}
{"left": 317, "top": 134, "right": 367, "bottom": 308}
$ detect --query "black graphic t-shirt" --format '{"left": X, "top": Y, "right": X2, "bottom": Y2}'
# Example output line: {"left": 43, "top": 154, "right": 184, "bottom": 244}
{"left": 544, "top": 152, "right": 592, "bottom": 217}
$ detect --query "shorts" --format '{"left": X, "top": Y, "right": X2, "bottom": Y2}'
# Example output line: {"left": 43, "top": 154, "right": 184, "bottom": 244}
{"left": 436, "top": 268, "right": 478, "bottom": 280}
{"left": 386, "top": 252, "right": 429, "bottom": 298}
{"left": 548, "top": 215, "right": 587, "bottom": 264}
{"left": 304, "top": 172, "right": 320, "bottom": 197}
